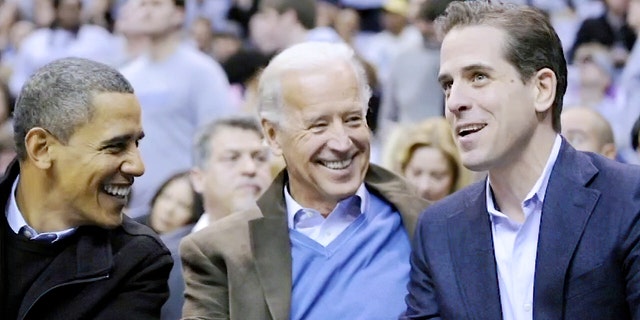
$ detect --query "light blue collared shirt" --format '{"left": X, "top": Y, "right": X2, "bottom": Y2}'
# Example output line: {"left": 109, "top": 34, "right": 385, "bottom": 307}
{"left": 285, "top": 184, "right": 369, "bottom": 247}
{"left": 486, "top": 135, "right": 562, "bottom": 320}
{"left": 6, "top": 175, "right": 76, "bottom": 243}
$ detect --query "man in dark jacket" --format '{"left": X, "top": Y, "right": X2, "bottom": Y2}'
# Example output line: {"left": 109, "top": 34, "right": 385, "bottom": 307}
{"left": 0, "top": 57, "right": 172, "bottom": 319}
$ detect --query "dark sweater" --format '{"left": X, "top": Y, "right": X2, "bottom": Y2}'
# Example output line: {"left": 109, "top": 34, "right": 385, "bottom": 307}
{"left": 4, "top": 219, "right": 71, "bottom": 319}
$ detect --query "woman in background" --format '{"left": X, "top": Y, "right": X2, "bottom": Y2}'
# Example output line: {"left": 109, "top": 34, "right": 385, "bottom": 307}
{"left": 383, "top": 116, "right": 472, "bottom": 201}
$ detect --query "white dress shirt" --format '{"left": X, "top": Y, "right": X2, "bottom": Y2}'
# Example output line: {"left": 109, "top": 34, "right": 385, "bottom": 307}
{"left": 486, "top": 135, "right": 562, "bottom": 320}
{"left": 285, "top": 184, "right": 369, "bottom": 247}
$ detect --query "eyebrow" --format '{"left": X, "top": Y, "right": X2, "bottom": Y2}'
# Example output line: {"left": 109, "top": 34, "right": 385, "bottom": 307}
{"left": 100, "top": 131, "right": 145, "bottom": 148}
{"left": 438, "top": 63, "right": 496, "bottom": 83}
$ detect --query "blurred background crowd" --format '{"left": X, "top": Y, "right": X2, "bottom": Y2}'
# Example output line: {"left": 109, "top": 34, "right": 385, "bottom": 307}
{"left": 0, "top": 0, "right": 639, "bottom": 236}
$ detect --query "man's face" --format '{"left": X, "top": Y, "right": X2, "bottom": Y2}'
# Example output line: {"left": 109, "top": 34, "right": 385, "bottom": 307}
{"left": 56, "top": 0, "right": 82, "bottom": 30}
{"left": 403, "top": 146, "right": 454, "bottom": 201}
{"left": 191, "top": 127, "right": 272, "bottom": 216}
{"left": 49, "top": 92, "right": 145, "bottom": 228}
{"left": 129, "top": 0, "right": 183, "bottom": 37}
{"left": 439, "top": 25, "right": 543, "bottom": 172}
{"left": 249, "top": 7, "right": 283, "bottom": 54}
{"left": 264, "top": 63, "right": 371, "bottom": 213}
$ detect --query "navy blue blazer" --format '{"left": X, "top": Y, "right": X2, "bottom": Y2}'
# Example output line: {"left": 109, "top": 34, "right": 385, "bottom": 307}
{"left": 403, "top": 140, "right": 640, "bottom": 320}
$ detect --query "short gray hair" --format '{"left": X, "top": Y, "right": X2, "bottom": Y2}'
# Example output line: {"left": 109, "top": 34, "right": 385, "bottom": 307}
{"left": 257, "top": 41, "right": 372, "bottom": 125}
{"left": 14, "top": 57, "right": 134, "bottom": 160}
{"left": 192, "top": 116, "right": 263, "bottom": 169}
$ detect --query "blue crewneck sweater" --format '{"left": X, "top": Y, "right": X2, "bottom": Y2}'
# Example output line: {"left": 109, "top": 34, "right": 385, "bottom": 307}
{"left": 289, "top": 192, "right": 411, "bottom": 320}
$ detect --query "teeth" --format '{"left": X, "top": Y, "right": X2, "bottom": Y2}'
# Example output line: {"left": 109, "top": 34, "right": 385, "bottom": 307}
{"left": 321, "top": 159, "right": 352, "bottom": 170}
{"left": 103, "top": 185, "right": 131, "bottom": 198}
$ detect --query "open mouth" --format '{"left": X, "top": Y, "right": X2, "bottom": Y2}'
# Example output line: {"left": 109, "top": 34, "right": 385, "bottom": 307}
{"left": 458, "top": 124, "right": 487, "bottom": 137}
{"left": 102, "top": 184, "right": 131, "bottom": 200}
{"left": 318, "top": 158, "right": 353, "bottom": 170}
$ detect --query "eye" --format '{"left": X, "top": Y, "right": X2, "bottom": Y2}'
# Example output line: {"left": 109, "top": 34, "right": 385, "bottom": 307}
{"left": 345, "top": 115, "right": 363, "bottom": 126}
{"left": 105, "top": 143, "right": 126, "bottom": 154}
{"left": 309, "top": 121, "right": 328, "bottom": 133}
{"left": 472, "top": 73, "right": 488, "bottom": 83}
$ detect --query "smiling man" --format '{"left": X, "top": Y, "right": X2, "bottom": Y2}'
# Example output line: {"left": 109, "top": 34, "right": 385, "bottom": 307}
{"left": 403, "top": 1, "right": 640, "bottom": 320}
{"left": 1, "top": 57, "right": 172, "bottom": 319}
{"left": 180, "top": 42, "right": 429, "bottom": 320}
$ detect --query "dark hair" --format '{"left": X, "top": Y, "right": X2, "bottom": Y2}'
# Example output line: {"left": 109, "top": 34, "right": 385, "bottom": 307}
{"left": 418, "top": 0, "right": 453, "bottom": 22}
{"left": 192, "top": 116, "right": 263, "bottom": 169}
{"left": 174, "top": 0, "right": 185, "bottom": 8}
{"left": 13, "top": 57, "right": 134, "bottom": 160}
{"left": 149, "top": 171, "right": 203, "bottom": 225}
{"left": 632, "top": 115, "right": 640, "bottom": 151}
{"left": 436, "top": 1, "right": 567, "bottom": 132}
{"left": 223, "top": 50, "right": 273, "bottom": 85}
{"left": 262, "top": 0, "right": 316, "bottom": 29}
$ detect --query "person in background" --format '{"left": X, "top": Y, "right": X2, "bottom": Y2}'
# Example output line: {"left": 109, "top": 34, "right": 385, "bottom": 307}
{"left": 8, "top": 0, "right": 121, "bottom": 97}
{"left": 145, "top": 171, "right": 203, "bottom": 235}
{"left": 1, "top": 57, "right": 172, "bottom": 319}
{"left": 249, "top": 0, "right": 341, "bottom": 55}
{"left": 404, "top": 1, "right": 640, "bottom": 319}
{"left": 159, "top": 116, "right": 273, "bottom": 320}
{"left": 180, "top": 42, "right": 429, "bottom": 320}
{"left": 561, "top": 107, "right": 617, "bottom": 159}
{"left": 120, "top": 0, "right": 234, "bottom": 219}
{"left": 383, "top": 116, "right": 471, "bottom": 201}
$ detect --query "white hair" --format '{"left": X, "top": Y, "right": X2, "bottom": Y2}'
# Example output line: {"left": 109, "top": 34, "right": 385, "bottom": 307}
{"left": 257, "top": 41, "right": 372, "bottom": 125}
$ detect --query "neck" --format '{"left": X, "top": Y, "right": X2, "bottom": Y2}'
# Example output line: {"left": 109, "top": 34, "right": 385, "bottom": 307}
{"left": 148, "top": 31, "right": 182, "bottom": 62}
{"left": 16, "top": 164, "right": 72, "bottom": 232}
{"left": 487, "top": 129, "right": 557, "bottom": 222}
{"left": 579, "top": 88, "right": 606, "bottom": 106}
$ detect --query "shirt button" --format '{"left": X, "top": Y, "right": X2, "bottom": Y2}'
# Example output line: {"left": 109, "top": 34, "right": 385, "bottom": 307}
{"left": 524, "top": 303, "right": 532, "bottom": 312}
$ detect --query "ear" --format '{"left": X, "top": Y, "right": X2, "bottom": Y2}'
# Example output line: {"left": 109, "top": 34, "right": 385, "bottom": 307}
{"left": 532, "top": 68, "right": 557, "bottom": 114}
{"left": 190, "top": 167, "right": 205, "bottom": 194}
{"left": 261, "top": 118, "right": 283, "bottom": 157}
{"left": 600, "top": 143, "right": 617, "bottom": 160}
{"left": 24, "top": 127, "right": 56, "bottom": 170}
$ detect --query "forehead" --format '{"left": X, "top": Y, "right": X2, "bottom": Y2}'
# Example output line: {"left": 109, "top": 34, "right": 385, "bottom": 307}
{"left": 281, "top": 63, "right": 361, "bottom": 113}
{"left": 72, "top": 92, "right": 142, "bottom": 138}
{"left": 439, "top": 25, "right": 511, "bottom": 76}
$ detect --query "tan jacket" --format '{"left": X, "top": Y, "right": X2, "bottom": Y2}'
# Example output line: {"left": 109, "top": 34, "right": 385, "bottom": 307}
{"left": 179, "top": 164, "right": 429, "bottom": 320}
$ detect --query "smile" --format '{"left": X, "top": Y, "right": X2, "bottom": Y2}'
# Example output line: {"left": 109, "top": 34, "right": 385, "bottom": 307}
{"left": 457, "top": 123, "right": 487, "bottom": 137}
{"left": 319, "top": 158, "right": 353, "bottom": 170}
{"left": 102, "top": 184, "right": 131, "bottom": 199}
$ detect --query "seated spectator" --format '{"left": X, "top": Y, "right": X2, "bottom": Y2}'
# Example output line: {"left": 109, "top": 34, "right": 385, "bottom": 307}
{"left": 383, "top": 117, "right": 471, "bottom": 201}
{"left": 8, "top": 0, "right": 121, "bottom": 97}
{"left": 146, "top": 171, "right": 203, "bottom": 235}
{"left": 561, "top": 107, "right": 617, "bottom": 159}
{"left": 569, "top": 0, "right": 636, "bottom": 67}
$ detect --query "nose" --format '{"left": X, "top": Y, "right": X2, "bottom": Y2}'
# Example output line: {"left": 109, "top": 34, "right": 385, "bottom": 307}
{"left": 239, "top": 155, "right": 258, "bottom": 176}
{"left": 446, "top": 82, "right": 472, "bottom": 115}
{"left": 326, "top": 123, "right": 353, "bottom": 152}
{"left": 122, "top": 148, "right": 145, "bottom": 177}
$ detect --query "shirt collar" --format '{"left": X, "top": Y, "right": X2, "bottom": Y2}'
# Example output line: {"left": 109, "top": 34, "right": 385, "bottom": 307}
{"left": 285, "top": 183, "right": 368, "bottom": 229}
{"left": 6, "top": 175, "right": 76, "bottom": 242}
{"left": 486, "top": 135, "right": 562, "bottom": 218}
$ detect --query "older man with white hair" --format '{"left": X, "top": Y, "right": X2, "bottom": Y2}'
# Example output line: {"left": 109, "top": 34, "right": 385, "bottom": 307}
{"left": 179, "top": 41, "right": 429, "bottom": 320}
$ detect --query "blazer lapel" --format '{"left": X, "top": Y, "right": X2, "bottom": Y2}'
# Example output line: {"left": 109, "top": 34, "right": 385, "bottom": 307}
{"left": 250, "top": 171, "right": 292, "bottom": 320}
{"left": 533, "top": 142, "right": 599, "bottom": 319}
{"left": 364, "top": 164, "right": 430, "bottom": 239}
{"left": 448, "top": 185, "right": 502, "bottom": 319}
